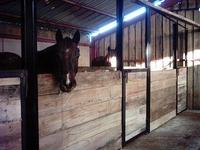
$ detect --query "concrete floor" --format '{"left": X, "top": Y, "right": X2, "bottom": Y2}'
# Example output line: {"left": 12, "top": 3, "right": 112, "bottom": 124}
{"left": 124, "top": 111, "right": 200, "bottom": 150}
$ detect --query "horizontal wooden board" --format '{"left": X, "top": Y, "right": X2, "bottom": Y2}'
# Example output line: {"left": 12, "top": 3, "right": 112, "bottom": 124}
{"left": 38, "top": 71, "right": 121, "bottom": 96}
{"left": 0, "top": 78, "right": 20, "bottom": 86}
{"left": 0, "top": 85, "right": 20, "bottom": 102}
{"left": 39, "top": 112, "right": 121, "bottom": 150}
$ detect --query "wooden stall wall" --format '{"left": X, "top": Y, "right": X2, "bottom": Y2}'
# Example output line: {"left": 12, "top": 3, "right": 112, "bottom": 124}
{"left": 184, "top": 0, "right": 200, "bottom": 110}
{"left": 177, "top": 68, "right": 187, "bottom": 113}
{"left": 150, "top": 70, "right": 176, "bottom": 131}
{"left": 0, "top": 78, "right": 21, "bottom": 150}
{"left": 38, "top": 71, "right": 122, "bottom": 150}
{"left": 92, "top": 0, "right": 200, "bottom": 109}
{"left": 92, "top": 14, "right": 173, "bottom": 69}
{"left": 126, "top": 72, "right": 146, "bottom": 141}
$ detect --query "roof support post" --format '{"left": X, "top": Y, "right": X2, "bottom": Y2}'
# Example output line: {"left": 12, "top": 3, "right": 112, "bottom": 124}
{"left": 21, "top": 0, "right": 39, "bottom": 149}
{"left": 116, "top": 0, "right": 123, "bottom": 71}
{"left": 145, "top": 6, "right": 151, "bottom": 133}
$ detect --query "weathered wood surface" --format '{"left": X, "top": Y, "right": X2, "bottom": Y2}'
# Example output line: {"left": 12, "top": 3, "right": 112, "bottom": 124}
{"left": 151, "top": 70, "right": 176, "bottom": 131}
{"left": 194, "top": 65, "right": 200, "bottom": 110}
{"left": 125, "top": 72, "right": 146, "bottom": 140}
{"left": 0, "top": 78, "right": 21, "bottom": 150}
{"left": 38, "top": 69, "right": 181, "bottom": 149}
{"left": 39, "top": 71, "right": 147, "bottom": 150}
{"left": 38, "top": 71, "right": 122, "bottom": 150}
{"left": 177, "top": 68, "right": 187, "bottom": 113}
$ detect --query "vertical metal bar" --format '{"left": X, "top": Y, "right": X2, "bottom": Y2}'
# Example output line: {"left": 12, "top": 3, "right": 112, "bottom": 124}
{"left": 185, "top": 29, "right": 188, "bottom": 67}
{"left": 192, "top": 10, "right": 195, "bottom": 109}
{"left": 21, "top": 0, "right": 39, "bottom": 149}
{"left": 116, "top": 0, "right": 123, "bottom": 71}
{"left": 173, "top": 23, "right": 178, "bottom": 69}
{"left": 145, "top": 7, "right": 151, "bottom": 133}
{"left": 173, "top": 24, "right": 178, "bottom": 114}
{"left": 122, "top": 71, "right": 126, "bottom": 147}
{"left": 116, "top": 0, "right": 124, "bottom": 147}
{"left": 185, "top": 29, "right": 188, "bottom": 109}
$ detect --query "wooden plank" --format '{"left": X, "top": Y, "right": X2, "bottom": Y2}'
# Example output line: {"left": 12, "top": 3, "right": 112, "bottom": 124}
{"left": 136, "top": 0, "right": 200, "bottom": 28}
{"left": 123, "top": 27, "right": 129, "bottom": 66}
{"left": 110, "top": 33, "right": 116, "bottom": 50}
{"left": 193, "top": 10, "right": 200, "bottom": 109}
{"left": 0, "top": 82, "right": 21, "bottom": 150}
{"left": 151, "top": 14, "right": 156, "bottom": 69}
{"left": 187, "top": 67, "right": 193, "bottom": 109}
{"left": 163, "top": 16, "right": 171, "bottom": 69}
{"left": 94, "top": 40, "right": 99, "bottom": 58}
{"left": 125, "top": 105, "right": 146, "bottom": 141}
{"left": 104, "top": 36, "right": 110, "bottom": 55}
{"left": 155, "top": 14, "right": 163, "bottom": 68}
{"left": 41, "top": 113, "right": 121, "bottom": 150}
{"left": 38, "top": 71, "right": 121, "bottom": 95}
{"left": 0, "top": 121, "right": 21, "bottom": 150}
{"left": 194, "top": 65, "right": 200, "bottom": 109}
{"left": 62, "top": 100, "right": 115, "bottom": 129}
{"left": 129, "top": 24, "right": 136, "bottom": 66}
{"left": 177, "top": 11, "right": 186, "bottom": 67}
{"left": 150, "top": 110, "right": 176, "bottom": 131}
{"left": 151, "top": 69, "right": 176, "bottom": 81}
{"left": 177, "top": 68, "right": 187, "bottom": 113}
{"left": 0, "top": 100, "right": 21, "bottom": 123}
{"left": 0, "top": 78, "right": 20, "bottom": 86}
{"left": 150, "top": 70, "right": 176, "bottom": 128}
{"left": 99, "top": 38, "right": 105, "bottom": 56}
{"left": 135, "top": 22, "right": 142, "bottom": 66}
{"left": 0, "top": 85, "right": 20, "bottom": 102}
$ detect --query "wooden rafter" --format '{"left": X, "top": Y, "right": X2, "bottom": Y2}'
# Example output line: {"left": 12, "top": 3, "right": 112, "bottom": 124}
{"left": 133, "top": 0, "right": 200, "bottom": 28}
{"left": 0, "top": 12, "right": 96, "bottom": 32}
{"left": 62, "top": 0, "right": 116, "bottom": 19}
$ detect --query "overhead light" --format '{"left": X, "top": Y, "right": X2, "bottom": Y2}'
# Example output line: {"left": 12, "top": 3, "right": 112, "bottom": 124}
{"left": 124, "top": 7, "right": 146, "bottom": 22}
{"left": 154, "top": 0, "right": 165, "bottom": 6}
{"left": 89, "top": 0, "right": 165, "bottom": 42}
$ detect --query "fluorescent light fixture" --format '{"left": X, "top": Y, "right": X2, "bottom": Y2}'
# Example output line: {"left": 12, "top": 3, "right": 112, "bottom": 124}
{"left": 199, "top": 8, "right": 200, "bottom": 12}
{"left": 154, "top": 0, "right": 165, "bottom": 6}
{"left": 89, "top": 0, "right": 165, "bottom": 41}
{"left": 124, "top": 7, "right": 146, "bottom": 22}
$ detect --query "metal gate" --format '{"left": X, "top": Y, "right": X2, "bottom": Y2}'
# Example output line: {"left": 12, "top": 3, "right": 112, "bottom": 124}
{"left": 121, "top": 68, "right": 149, "bottom": 146}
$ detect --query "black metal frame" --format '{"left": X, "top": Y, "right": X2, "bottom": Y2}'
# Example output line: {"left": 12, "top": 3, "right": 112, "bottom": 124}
{"left": 121, "top": 68, "right": 148, "bottom": 147}
{"left": 21, "top": 0, "right": 39, "bottom": 149}
{"left": 0, "top": 70, "right": 27, "bottom": 150}
{"left": 120, "top": 0, "right": 200, "bottom": 147}
{"left": 120, "top": 3, "right": 151, "bottom": 147}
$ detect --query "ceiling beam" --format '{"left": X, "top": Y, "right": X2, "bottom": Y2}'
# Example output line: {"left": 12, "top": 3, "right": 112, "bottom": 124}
{"left": 133, "top": 0, "right": 200, "bottom": 28}
{"left": 62, "top": 0, "right": 116, "bottom": 19}
{"left": 0, "top": 12, "right": 96, "bottom": 32}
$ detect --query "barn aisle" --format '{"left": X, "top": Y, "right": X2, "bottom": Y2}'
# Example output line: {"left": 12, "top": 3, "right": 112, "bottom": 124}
{"left": 124, "top": 111, "right": 200, "bottom": 150}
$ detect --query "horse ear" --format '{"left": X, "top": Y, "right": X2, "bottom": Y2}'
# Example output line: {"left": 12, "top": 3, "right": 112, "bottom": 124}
{"left": 72, "top": 30, "right": 80, "bottom": 44}
{"left": 56, "top": 29, "right": 63, "bottom": 43}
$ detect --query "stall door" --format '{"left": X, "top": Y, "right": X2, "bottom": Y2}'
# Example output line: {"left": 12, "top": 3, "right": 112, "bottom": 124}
{"left": 177, "top": 68, "right": 187, "bottom": 113}
{"left": 123, "top": 70, "right": 147, "bottom": 142}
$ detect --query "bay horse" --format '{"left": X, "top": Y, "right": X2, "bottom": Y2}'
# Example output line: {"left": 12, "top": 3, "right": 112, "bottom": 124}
{"left": 0, "top": 30, "right": 80, "bottom": 92}
{"left": 91, "top": 46, "right": 116, "bottom": 67}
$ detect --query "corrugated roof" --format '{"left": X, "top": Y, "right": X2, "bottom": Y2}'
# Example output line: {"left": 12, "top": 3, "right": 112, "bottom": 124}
{"left": 0, "top": 0, "right": 140, "bottom": 35}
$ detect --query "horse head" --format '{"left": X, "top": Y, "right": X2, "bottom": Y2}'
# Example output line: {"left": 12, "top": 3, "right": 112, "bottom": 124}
{"left": 53, "top": 29, "right": 80, "bottom": 92}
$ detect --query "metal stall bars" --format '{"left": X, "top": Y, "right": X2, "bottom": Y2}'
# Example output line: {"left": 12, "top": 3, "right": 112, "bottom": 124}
{"left": 117, "top": 0, "right": 151, "bottom": 147}
{"left": 21, "top": 0, "right": 39, "bottom": 149}
{"left": 119, "top": 0, "right": 200, "bottom": 148}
